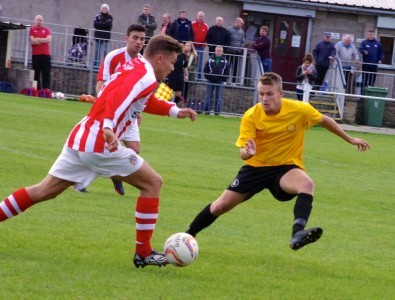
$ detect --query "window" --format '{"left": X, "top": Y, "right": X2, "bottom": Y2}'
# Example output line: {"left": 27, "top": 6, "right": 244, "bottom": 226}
{"left": 379, "top": 35, "right": 395, "bottom": 65}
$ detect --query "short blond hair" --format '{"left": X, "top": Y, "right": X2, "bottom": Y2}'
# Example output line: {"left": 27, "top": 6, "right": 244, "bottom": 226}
{"left": 259, "top": 72, "right": 282, "bottom": 91}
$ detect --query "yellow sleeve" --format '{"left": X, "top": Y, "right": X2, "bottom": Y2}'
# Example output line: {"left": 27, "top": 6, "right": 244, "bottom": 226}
{"left": 305, "top": 103, "right": 323, "bottom": 128}
{"left": 235, "top": 107, "right": 256, "bottom": 148}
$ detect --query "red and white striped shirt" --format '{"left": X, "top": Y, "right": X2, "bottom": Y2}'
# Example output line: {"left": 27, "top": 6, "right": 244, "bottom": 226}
{"left": 67, "top": 58, "right": 179, "bottom": 153}
{"left": 96, "top": 46, "right": 143, "bottom": 82}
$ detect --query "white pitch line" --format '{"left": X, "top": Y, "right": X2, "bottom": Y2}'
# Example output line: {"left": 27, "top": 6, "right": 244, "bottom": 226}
{"left": 0, "top": 146, "right": 53, "bottom": 161}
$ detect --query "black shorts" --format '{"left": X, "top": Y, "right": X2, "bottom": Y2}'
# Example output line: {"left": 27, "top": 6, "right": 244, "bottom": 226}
{"left": 226, "top": 164, "right": 301, "bottom": 201}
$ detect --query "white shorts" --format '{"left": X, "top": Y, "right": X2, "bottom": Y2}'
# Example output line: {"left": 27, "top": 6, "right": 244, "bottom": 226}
{"left": 49, "top": 145, "right": 144, "bottom": 190}
{"left": 123, "top": 121, "right": 140, "bottom": 142}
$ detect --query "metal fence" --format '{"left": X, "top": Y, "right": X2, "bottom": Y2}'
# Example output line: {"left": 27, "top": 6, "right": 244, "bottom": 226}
{"left": 4, "top": 16, "right": 395, "bottom": 124}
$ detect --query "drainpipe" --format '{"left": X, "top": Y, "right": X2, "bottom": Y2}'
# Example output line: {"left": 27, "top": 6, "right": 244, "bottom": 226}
{"left": 24, "top": 26, "right": 30, "bottom": 69}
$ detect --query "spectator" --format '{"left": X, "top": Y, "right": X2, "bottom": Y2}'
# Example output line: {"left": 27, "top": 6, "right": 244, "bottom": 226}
{"left": 192, "top": 11, "right": 209, "bottom": 79}
{"left": 169, "top": 10, "right": 194, "bottom": 43}
{"left": 166, "top": 44, "right": 188, "bottom": 108}
{"left": 295, "top": 53, "right": 316, "bottom": 101}
{"left": 313, "top": 32, "right": 336, "bottom": 89}
{"left": 336, "top": 34, "right": 360, "bottom": 93}
{"left": 137, "top": 4, "right": 157, "bottom": 43}
{"left": 29, "top": 15, "right": 52, "bottom": 90}
{"left": 245, "top": 22, "right": 258, "bottom": 44}
{"left": 183, "top": 41, "right": 198, "bottom": 102}
{"left": 251, "top": 26, "right": 272, "bottom": 73}
{"left": 203, "top": 45, "right": 230, "bottom": 115}
{"left": 206, "top": 17, "right": 230, "bottom": 56}
{"left": 160, "top": 13, "right": 171, "bottom": 36}
{"left": 359, "top": 29, "right": 384, "bottom": 93}
{"left": 228, "top": 17, "right": 245, "bottom": 83}
{"left": 93, "top": 4, "right": 113, "bottom": 68}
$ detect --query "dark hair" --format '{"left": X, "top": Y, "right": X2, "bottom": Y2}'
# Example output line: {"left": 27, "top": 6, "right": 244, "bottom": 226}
{"left": 144, "top": 35, "right": 183, "bottom": 57}
{"left": 127, "top": 24, "right": 146, "bottom": 35}
{"left": 259, "top": 72, "right": 282, "bottom": 90}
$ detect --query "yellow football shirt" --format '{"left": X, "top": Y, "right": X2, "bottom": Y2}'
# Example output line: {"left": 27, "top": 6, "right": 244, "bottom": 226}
{"left": 235, "top": 98, "right": 323, "bottom": 169}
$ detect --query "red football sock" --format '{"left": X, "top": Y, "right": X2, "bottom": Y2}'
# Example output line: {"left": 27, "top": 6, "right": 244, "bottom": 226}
{"left": 0, "top": 188, "right": 33, "bottom": 222}
{"left": 135, "top": 197, "right": 159, "bottom": 257}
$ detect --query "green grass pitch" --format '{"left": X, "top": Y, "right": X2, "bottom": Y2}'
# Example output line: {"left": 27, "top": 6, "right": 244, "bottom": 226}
{"left": 0, "top": 93, "right": 394, "bottom": 299}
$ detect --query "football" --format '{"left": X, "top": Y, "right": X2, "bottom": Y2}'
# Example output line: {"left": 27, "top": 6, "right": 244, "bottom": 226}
{"left": 164, "top": 232, "right": 199, "bottom": 267}
{"left": 55, "top": 92, "right": 65, "bottom": 100}
{"left": 79, "top": 94, "right": 95, "bottom": 103}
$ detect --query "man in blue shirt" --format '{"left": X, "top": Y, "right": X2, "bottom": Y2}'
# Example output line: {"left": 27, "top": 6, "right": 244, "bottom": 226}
{"left": 359, "top": 29, "right": 384, "bottom": 94}
{"left": 169, "top": 10, "right": 194, "bottom": 43}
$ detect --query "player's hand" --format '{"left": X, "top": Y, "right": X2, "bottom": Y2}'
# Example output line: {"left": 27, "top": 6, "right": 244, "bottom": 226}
{"left": 103, "top": 128, "right": 119, "bottom": 151}
{"left": 177, "top": 108, "right": 197, "bottom": 121}
{"left": 350, "top": 137, "right": 370, "bottom": 152}
{"left": 245, "top": 138, "right": 256, "bottom": 156}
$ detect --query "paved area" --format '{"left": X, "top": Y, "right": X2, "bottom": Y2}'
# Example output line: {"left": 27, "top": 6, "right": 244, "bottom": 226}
{"left": 340, "top": 124, "right": 395, "bottom": 135}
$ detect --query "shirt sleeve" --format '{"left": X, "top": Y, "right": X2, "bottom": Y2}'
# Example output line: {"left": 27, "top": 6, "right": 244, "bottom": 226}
{"left": 305, "top": 103, "right": 323, "bottom": 128}
{"left": 235, "top": 109, "right": 256, "bottom": 148}
{"left": 143, "top": 94, "right": 180, "bottom": 117}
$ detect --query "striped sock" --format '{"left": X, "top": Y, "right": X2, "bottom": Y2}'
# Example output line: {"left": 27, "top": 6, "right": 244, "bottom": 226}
{"left": 135, "top": 197, "right": 159, "bottom": 257}
{"left": 0, "top": 188, "right": 33, "bottom": 222}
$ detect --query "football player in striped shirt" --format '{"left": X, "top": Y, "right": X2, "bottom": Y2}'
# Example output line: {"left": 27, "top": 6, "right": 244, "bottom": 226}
{"left": 0, "top": 35, "right": 197, "bottom": 268}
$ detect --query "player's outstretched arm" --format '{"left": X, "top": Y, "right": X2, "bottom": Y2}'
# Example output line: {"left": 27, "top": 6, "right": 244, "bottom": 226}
{"left": 177, "top": 108, "right": 197, "bottom": 121}
{"left": 320, "top": 115, "right": 371, "bottom": 151}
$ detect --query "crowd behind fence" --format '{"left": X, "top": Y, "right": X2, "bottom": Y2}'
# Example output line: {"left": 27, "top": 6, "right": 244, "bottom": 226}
{"left": 3, "top": 17, "right": 395, "bottom": 123}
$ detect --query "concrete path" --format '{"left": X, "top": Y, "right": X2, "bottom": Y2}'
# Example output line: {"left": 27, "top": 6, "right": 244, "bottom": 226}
{"left": 340, "top": 124, "right": 395, "bottom": 135}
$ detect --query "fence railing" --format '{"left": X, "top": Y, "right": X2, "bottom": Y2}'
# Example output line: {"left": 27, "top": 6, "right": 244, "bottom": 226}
{"left": 3, "top": 17, "right": 395, "bottom": 125}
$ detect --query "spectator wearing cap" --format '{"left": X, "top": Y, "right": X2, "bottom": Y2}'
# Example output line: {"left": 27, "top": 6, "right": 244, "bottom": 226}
{"left": 359, "top": 29, "right": 384, "bottom": 93}
{"left": 137, "top": 4, "right": 157, "bottom": 42}
{"left": 313, "top": 32, "right": 336, "bottom": 88}
{"left": 93, "top": 3, "right": 113, "bottom": 68}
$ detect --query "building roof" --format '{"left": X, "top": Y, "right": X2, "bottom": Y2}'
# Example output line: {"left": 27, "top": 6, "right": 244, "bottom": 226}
{"left": 299, "top": 0, "right": 395, "bottom": 11}
{"left": 0, "top": 21, "right": 28, "bottom": 31}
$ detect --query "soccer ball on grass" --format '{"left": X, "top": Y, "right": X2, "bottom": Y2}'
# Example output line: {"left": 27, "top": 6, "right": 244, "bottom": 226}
{"left": 51, "top": 91, "right": 65, "bottom": 100}
{"left": 163, "top": 232, "right": 199, "bottom": 267}
{"left": 55, "top": 92, "right": 65, "bottom": 100}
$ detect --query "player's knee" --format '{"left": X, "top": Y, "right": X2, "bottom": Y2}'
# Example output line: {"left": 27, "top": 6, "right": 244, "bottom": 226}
{"left": 150, "top": 173, "right": 163, "bottom": 192}
{"left": 300, "top": 177, "right": 314, "bottom": 194}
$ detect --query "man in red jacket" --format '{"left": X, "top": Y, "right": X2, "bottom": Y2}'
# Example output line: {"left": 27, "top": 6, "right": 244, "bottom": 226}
{"left": 192, "top": 11, "right": 209, "bottom": 79}
{"left": 0, "top": 35, "right": 197, "bottom": 269}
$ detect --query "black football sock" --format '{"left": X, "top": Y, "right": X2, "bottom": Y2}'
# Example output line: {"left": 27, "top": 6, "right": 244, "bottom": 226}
{"left": 292, "top": 193, "right": 313, "bottom": 235}
{"left": 186, "top": 204, "right": 218, "bottom": 237}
